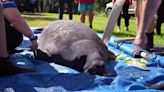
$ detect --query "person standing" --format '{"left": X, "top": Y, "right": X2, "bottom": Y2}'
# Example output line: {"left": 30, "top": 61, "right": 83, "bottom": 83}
{"left": 133, "top": 0, "right": 162, "bottom": 56}
{"left": 0, "top": 0, "right": 38, "bottom": 77}
{"left": 112, "top": 0, "right": 132, "bottom": 32}
{"left": 29, "top": 0, "right": 37, "bottom": 13}
{"left": 75, "top": 0, "right": 95, "bottom": 28}
{"left": 59, "top": 0, "right": 74, "bottom": 20}
{"left": 156, "top": 0, "right": 164, "bottom": 36}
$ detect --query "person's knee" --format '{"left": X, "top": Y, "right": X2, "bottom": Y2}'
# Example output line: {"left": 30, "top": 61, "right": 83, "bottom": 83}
{"left": 81, "top": 12, "right": 86, "bottom": 17}
{"left": 87, "top": 11, "right": 94, "bottom": 16}
{"left": 6, "top": 28, "right": 23, "bottom": 52}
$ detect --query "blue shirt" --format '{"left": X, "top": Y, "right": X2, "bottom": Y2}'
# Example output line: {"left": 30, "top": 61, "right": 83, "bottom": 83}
{"left": 1, "top": 0, "right": 16, "bottom": 9}
{"left": 30, "top": 0, "right": 37, "bottom": 4}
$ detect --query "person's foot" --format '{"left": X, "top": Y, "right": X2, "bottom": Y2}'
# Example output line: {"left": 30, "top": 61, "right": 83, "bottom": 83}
{"left": 126, "top": 27, "right": 129, "bottom": 32}
{"left": 89, "top": 25, "right": 92, "bottom": 29}
{"left": 133, "top": 44, "right": 143, "bottom": 58}
{"left": 133, "top": 43, "right": 148, "bottom": 58}
{"left": 157, "top": 33, "right": 161, "bottom": 36}
{"left": 117, "top": 26, "right": 121, "bottom": 32}
{"left": 0, "top": 57, "right": 34, "bottom": 77}
{"left": 157, "top": 34, "right": 161, "bottom": 38}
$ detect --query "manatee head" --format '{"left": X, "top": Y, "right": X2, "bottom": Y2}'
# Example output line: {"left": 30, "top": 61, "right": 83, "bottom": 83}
{"left": 84, "top": 59, "right": 108, "bottom": 76}
{"left": 83, "top": 51, "right": 115, "bottom": 76}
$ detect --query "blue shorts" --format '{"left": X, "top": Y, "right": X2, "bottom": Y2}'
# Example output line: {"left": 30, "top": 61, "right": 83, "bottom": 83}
{"left": 78, "top": 4, "right": 94, "bottom": 13}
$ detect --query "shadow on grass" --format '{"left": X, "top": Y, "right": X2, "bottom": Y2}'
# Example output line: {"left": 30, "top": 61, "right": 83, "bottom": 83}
{"left": 113, "top": 32, "right": 135, "bottom": 38}
{"left": 155, "top": 33, "right": 164, "bottom": 37}
{"left": 22, "top": 13, "right": 44, "bottom": 16}
{"left": 94, "top": 29, "right": 135, "bottom": 38}
{"left": 22, "top": 12, "right": 59, "bottom": 21}
{"left": 23, "top": 16, "right": 58, "bottom": 21}
{"left": 94, "top": 29, "right": 104, "bottom": 33}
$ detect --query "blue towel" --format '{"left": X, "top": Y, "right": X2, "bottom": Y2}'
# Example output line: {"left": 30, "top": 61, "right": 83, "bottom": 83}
{"left": 0, "top": 29, "right": 163, "bottom": 92}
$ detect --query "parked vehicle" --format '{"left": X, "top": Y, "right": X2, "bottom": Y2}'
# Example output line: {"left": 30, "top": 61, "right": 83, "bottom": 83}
{"left": 105, "top": 2, "right": 135, "bottom": 17}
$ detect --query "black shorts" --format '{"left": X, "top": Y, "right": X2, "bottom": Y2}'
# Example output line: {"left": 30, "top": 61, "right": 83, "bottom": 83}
{"left": 5, "top": 20, "right": 23, "bottom": 52}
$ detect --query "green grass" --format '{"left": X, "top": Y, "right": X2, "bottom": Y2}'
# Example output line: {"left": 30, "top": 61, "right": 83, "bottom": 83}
{"left": 22, "top": 13, "right": 164, "bottom": 46}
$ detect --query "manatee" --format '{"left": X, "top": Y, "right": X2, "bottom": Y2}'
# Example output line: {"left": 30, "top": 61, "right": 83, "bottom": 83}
{"left": 37, "top": 20, "right": 116, "bottom": 76}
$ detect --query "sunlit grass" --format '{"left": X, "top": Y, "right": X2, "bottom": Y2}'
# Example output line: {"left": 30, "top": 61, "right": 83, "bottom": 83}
{"left": 23, "top": 13, "right": 164, "bottom": 46}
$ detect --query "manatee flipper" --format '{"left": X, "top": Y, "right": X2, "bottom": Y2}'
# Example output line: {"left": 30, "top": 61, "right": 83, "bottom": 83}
{"left": 34, "top": 49, "right": 54, "bottom": 62}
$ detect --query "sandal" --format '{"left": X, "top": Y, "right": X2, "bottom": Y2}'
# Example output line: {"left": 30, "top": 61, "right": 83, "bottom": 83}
{"left": 0, "top": 56, "right": 34, "bottom": 77}
{"left": 133, "top": 49, "right": 142, "bottom": 58}
{"left": 133, "top": 44, "right": 147, "bottom": 58}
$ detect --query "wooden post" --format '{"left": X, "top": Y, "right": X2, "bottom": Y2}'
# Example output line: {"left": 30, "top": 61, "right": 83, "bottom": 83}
{"left": 0, "top": 1, "right": 8, "bottom": 57}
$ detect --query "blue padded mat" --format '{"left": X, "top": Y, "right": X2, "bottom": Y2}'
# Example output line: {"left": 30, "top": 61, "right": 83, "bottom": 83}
{"left": 0, "top": 29, "right": 164, "bottom": 92}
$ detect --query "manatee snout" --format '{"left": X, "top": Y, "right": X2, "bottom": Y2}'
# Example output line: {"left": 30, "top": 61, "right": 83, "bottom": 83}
{"left": 83, "top": 59, "right": 109, "bottom": 76}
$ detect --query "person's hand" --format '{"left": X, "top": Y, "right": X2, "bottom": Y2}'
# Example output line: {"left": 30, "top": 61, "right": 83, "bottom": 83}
{"left": 29, "top": 40, "right": 38, "bottom": 51}
{"left": 28, "top": 35, "right": 38, "bottom": 51}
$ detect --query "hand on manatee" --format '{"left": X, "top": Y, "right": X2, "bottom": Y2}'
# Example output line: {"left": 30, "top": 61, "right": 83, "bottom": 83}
{"left": 29, "top": 40, "right": 38, "bottom": 51}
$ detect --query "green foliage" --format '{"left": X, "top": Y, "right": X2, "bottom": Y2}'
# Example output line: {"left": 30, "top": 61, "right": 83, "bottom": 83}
{"left": 95, "top": 0, "right": 112, "bottom": 12}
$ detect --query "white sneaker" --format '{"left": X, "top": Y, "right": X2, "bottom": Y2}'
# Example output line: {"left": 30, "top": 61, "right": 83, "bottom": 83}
{"left": 117, "top": 26, "right": 121, "bottom": 32}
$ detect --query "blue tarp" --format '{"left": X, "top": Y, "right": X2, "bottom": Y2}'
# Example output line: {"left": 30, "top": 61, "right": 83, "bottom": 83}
{"left": 0, "top": 29, "right": 164, "bottom": 92}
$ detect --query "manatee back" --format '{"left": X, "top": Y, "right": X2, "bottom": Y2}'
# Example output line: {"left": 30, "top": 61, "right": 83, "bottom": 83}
{"left": 38, "top": 20, "right": 103, "bottom": 53}
{"left": 37, "top": 20, "right": 116, "bottom": 75}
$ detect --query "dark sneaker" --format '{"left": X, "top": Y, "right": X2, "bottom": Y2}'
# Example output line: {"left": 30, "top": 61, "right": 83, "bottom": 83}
{"left": 89, "top": 25, "right": 92, "bottom": 29}
{"left": 146, "top": 32, "right": 154, "bottom": 51}
{"left": 0, "top": 57, "right": 34, "bottom": 77}
{"left": 126, "top": 27, "right": 129, "bottom": 32}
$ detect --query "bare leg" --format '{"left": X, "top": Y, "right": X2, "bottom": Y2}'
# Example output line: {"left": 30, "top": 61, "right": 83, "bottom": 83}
{"left": 59, "top": 0, "right": 64, "bottom": 20}
{"left": 133, "top": 0, "right": 161, "bottom": 57}
{"left": 134, "top": 0, "right": 161, "bottom": 50}
{"left": 80, "top": 12, "right": 86, "bottom": 23}
{"left": 0, "top": 1, "right": 34, "bottom": 77}
{"left": 141, "top": 0, "right": 161, "bottom": 33}
{"left": 87, "top": 11, "right": 94, "bottom": 28}
{"left": 133, "top": 0, "right": 143, "bottom": 32}
{"left": 0, "top": 1, "right": 8, "bottom": 58}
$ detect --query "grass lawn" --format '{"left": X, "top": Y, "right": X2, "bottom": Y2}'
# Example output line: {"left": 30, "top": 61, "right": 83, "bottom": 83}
{"left": 22, "top": 13, "right": 164, "bottom": 46}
